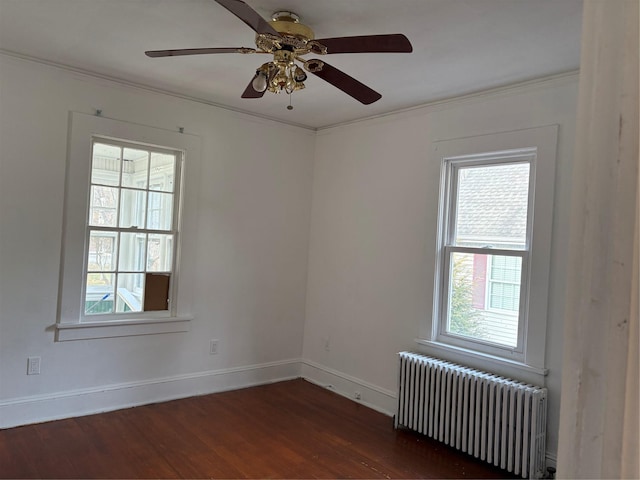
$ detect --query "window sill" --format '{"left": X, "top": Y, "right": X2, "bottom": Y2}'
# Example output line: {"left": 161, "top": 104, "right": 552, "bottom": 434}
{"left": 55, "top": 316, "right": 192, "bottom": 341}
{"left": 414, "top": 338, "right": 548, "bottom": 378}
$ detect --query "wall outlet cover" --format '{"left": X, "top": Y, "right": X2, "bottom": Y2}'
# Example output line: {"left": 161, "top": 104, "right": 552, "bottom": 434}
{"left": 27, "top": 356, "right": 41, "bottom": 375}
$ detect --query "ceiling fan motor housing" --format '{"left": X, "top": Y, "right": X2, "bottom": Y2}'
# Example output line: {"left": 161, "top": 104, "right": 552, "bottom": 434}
{"left": 254, "top": 11, "right": 321, "bottom": 56}
{"left": 269, "top": 11, "right": 315, "bottom": 41}
{"left": 250, "top": 11, "right": 325, "bottom": 94}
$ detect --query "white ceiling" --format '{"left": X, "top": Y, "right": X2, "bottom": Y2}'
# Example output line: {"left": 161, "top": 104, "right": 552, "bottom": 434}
{"left": 0, "top": 0, "right": 582, "bottom": 129}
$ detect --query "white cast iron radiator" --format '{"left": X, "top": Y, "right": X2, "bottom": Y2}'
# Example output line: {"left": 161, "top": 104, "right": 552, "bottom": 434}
{"left": 395, "top": 352, "right": 547, "bottom": 479}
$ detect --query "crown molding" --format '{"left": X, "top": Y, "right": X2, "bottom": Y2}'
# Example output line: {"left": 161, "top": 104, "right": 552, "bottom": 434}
{"left": 1, "top": 49, "right": 578, "bottom": 133}
{"left": 0, "top": 49, "right": 316, "bottom": 132}
{"left": 317, "top": 70, "right": 580, "bottom": 133}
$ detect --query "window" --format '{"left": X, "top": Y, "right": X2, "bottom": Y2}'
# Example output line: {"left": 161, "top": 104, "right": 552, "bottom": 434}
{"left": 424, "top": 126, "right": 558, "bottom": 371}
{"left": 84, "top": 140, "right": 178, "bottom": 317}
{"left": 440, "top": 158, "right": 532, "bottom": 352}
{"left": 57, "top": 113, "right": 200, "bottom": 341}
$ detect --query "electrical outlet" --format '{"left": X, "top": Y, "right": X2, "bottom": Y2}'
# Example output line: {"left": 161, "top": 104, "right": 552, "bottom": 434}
{"left": 209, "top": 339, "right": 219, "bottom": 355}
{"left": 27, "top": 356, "right": 41, "bottom": 375}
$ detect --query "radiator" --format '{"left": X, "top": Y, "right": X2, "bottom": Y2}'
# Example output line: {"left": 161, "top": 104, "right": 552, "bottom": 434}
{"left": 395, "top": 352, "right": 547, "bottom": 479}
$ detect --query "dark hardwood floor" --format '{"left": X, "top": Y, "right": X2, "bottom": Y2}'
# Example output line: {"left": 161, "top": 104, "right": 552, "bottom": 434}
{"left": 0, "top": 379, "right": 516, "bottom": 478}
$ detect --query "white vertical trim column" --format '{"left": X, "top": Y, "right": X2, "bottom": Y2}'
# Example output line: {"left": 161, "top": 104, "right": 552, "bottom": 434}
{"left": 557, "top": 1, "right": 639, "bottom": 478}
{"left": 622, "top": 189, "right": 639, "bottom": 479}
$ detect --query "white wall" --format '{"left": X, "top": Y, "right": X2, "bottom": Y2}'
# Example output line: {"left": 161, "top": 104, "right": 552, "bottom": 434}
{"left": 302, "top": 75, "right": 578, "bottom": 461}
{"left": 0, "top": 55, "right": 315, "bottom": 425}
{"left": 0, "top": 53, "right": 578, "bottom": 463}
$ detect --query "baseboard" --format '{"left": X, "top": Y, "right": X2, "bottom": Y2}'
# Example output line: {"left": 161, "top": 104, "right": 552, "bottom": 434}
{"left": 0, "top": 358, "right": 301, "bottom": 429}
{"left": 546, "top": 452, "right": 557, "bottom": 470}
{"left": 300, "top": 360, "right": 397, "bottom": 416}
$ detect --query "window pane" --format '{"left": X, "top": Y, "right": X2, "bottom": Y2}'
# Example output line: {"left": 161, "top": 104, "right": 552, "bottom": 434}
{"left": 144, "top": 273, "right": 170, "bottom": 311}
{"left": 147, "top": 192, "right": 173, "bottom": 230}
{"left": 447, "top": 252, "right": 519, "bottom": 347}
{"left": 150, "top": 153, "right": 176, "bottom": 192}
{"left": 121, "top": 148, "right": 149, "bottom": 189}
{"left": 147, "top": 234, "right": 173, "bottom": 272}
{"left": 89, "top": 186, "right": 119, "bottom": 227}
{"left": 488, "top": 255, "right": 522, "bottom": 311}
{"left": 87, "top": 232, "right": 117, "bottom": 272}
{"left": 119, "top": 189, "right": 147, "bottom": 228}
{"left": 454, "top": 163, "right": 530, "bottom": 249}
{"left": 490, "top": 255, "right": 521, "bottom": 283}
{"left": 118, "top": 232, "right": 146, "bottom": 272}
{"left": 489, "top": 283, "right": 520, "bottom": 310}
{"left": 85, "top": 273, "right": 115, "bottom": 315}
{"left": 116, "top": 273, "right": 144, "bottom": 312}
{"left": 91, "top": 143, "right": 121, "bottom": 186}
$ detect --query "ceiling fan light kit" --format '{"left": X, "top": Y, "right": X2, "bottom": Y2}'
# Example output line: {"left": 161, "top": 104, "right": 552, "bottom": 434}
{"left": 145, "top": 0, "right": 412, "bottom": 105}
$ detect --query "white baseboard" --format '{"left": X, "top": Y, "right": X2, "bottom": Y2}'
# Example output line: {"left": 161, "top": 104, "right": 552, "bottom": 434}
{"left": 300, "top": 360, "right": 397, "bottom": 417}
{"left": 0, "top": 358, "right": 301, "bottom": 429}
{"left": 546, "top": 452, "right": 557, "bottom": 469}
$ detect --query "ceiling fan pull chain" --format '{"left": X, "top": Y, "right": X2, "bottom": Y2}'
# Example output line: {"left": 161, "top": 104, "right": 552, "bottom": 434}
{"left": 287, "top": 93, "right": 293, "bottom": 111}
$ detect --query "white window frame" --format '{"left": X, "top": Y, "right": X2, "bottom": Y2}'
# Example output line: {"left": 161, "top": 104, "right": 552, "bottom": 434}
{"left": 83, "top": 138, "right": 181, "bottom": 320}
{"left": 56, "top": 113, "right": 201, "bottom": 341}
{"left": 438, "top": 153, "right": 533, "bottom": 359}
{"left": 421, "top": 126, "right": 558, "bottom": 374}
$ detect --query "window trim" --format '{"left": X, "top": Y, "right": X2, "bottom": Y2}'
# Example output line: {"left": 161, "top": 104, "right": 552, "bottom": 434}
{"left": 56, "top": 113, "right": 200, "bottom": 341}
{"left": 424, "top": 126, "right": 558, "bottom": 372}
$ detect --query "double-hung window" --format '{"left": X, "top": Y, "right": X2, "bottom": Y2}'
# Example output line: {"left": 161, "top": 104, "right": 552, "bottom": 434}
{"left": 439, "top": 156, "right": 532, "bottom": 353}
{"left": 57, "top": 113, "right": 200, "bottom": 341}
{"left": 85, "top": 139, "right": 179, "bottom": 317}
{"left": 428, "top": 126, "right": 557, "bottom": 371}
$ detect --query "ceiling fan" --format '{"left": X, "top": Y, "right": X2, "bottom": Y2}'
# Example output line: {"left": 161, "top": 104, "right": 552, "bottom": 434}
{"left": 145, "top": 0, "right": 412, "bottom": 105}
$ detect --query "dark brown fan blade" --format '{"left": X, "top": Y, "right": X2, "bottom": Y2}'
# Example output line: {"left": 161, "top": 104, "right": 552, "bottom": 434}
{"left": 214, "top": 0, "right": 279, "bottom": 36}
{"left": 145, "top": 47, "right": 255, "bottom": 57}
{"left": 312, "top": 34, "right": 413, "bottom": 54}
{"left": 309, "top": 61, "right": 381, "bottom": 105}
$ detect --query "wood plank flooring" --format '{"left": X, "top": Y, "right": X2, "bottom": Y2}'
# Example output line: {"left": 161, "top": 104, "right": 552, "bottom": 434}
{"left": 0, "top": 379, "right": 516, "bottom": 478}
